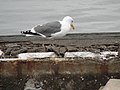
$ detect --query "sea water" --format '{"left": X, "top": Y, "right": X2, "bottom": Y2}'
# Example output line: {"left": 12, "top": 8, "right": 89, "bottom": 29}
{"left": 0, "top": 0, "right": 120, "bottom": 35}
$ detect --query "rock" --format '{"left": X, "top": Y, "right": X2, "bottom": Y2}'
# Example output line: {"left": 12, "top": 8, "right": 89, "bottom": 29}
{"left": 11, "top": 47, "right": 27, "bottom": 56}
{"left": 114, "top": 42, "right": 119, "bottom": 46}
{"left": 77, "top": 47, "right": 85, "bottom": 52}
{"left": 67, "top": 46, "right": 78, "bottom": 52}
{"left": 27, "top": 47, "right": 45, "bottom": 52}
{"left": 98, "top": 45, "right": 107, "bottom": 51}
{"left": 45, "top": 45, "right": 53, "bottom": 52}
{"left": 59, "top": 47, "right": 67, "bottom": 57}
{"left": 5, "top": 48, "right": 13, "bottom": 55}
{"left": 27, "top": 48, "right": 37, "bottom": 52}
{"left": 50, "top": 46, "right": 67, "bottom": 57}
{"left": 45, "top": 45, "right": 61, "bottom": 56}
{"left": 51, "top": 46, "right": 60, "bottom": 56}
{"left": 89, "top": 48, "right": 100, "bottom": 53}
{"left": 108, "top": 45, "right": 118, "bottom": 51}
{"left": 5, "top": 43, "right": 19, "bottom": 47}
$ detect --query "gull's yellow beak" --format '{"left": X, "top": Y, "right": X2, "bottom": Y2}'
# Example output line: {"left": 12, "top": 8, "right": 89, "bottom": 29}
{"left": 71, "top": 23, "right": 75, "bottom": 30}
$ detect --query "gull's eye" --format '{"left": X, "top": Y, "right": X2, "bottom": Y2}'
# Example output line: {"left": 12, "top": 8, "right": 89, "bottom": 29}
{"left": 72, "top": 20, "right": 73, "bottom": 23}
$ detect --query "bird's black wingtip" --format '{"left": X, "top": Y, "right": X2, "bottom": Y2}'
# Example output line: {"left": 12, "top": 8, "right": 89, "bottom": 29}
{"left": 21, "top": 30, "right": 31, "bottom": 34}
{"left": 20, "top": 30, "right": 43, "bottom": 37}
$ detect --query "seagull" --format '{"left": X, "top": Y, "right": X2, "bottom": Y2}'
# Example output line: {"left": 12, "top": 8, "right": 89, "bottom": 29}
{"left": 21, "top": 16, "right": 75, "bottom": 39}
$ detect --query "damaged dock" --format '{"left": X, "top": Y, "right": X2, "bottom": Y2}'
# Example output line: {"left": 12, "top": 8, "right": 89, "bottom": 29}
{"left": 0, "top": 32, "right": 120, "bottom": 90}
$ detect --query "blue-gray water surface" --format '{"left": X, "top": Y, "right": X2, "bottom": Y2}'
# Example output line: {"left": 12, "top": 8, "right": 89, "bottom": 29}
{"left": 0, "top": 0, "right": 120, "bottom": 35}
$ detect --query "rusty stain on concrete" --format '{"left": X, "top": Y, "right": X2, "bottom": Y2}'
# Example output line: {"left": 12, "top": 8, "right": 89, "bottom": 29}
{"left": 100, "top": 63, "right": 108, "bottom": 74}
{"left": 0, "top": 58, "right": 120, "bottom": 77}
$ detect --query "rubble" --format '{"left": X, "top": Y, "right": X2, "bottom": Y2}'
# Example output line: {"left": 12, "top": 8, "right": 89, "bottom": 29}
{"left": 0, "top": 42, "right": 120, "bottom": 59}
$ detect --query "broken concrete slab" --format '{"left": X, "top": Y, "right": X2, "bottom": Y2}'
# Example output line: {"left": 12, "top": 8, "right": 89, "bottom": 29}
{"left": 64, "top": 51, "right": 118, "bottom": 60}
{"left": 18, "top": 52, "right": 56, "bottom": 59}
{"left": 102, "top": 79, "right": 120, "bottom": 90}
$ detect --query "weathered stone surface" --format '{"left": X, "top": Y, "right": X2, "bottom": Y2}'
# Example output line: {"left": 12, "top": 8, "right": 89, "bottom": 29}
{"left": 89, "top": 48, "right": 101, "bottom": 53}
{"left": 108, "top": 45, "right": 118, "bottom": 51}
{"left": 4, "top": 47, "right": 13, "bottom": 55}
{"left": 67, "top": 46, "right": 78, "bottom": 52}
{"left": 11, "top": 47, "right": 27, "bottom": 56}
{"left": 1, "top": 42, "right": 120, "bottom": 58}
{"left": 51, "top": 46, "right": 60, "bottom": 56}
{"left": 98, "top": 45, "right": 107, "bottom": 51}
{"left": 45, "top": 45, "right": 53, "bottom": 52}
{"left": 27, "top": 47, "right": 45, "bottom": 52}
{"left": 59, "top": 47, "right": 67, "bottom": 57}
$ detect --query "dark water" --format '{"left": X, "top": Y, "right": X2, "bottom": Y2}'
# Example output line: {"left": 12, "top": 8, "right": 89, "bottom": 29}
{"left": 0, "top": 0, "right": 120, "bottom": 35}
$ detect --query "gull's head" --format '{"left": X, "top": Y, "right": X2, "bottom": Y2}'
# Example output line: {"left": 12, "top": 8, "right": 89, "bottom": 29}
{"left": 62, "top": 16, "right": 75, "bottom": 30}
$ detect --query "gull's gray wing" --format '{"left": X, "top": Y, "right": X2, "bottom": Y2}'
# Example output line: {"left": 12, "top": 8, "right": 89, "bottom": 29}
{"left": 34, "top": 21, "right": 61, "bottom": 37}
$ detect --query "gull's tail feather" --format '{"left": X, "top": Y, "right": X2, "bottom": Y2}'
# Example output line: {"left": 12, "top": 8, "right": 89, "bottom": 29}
{"left": 21, "top": 30, "right": 41, "bottom": 36}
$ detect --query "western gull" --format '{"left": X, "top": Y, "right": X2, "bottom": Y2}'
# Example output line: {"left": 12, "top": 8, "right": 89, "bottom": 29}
{"left": 21, "top": 16, "right": 75, "bottom": 38}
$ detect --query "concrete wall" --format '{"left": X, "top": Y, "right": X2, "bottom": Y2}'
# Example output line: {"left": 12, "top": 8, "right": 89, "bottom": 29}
{"left": 1, "top": 58, "right": 120, "bottom": 77}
